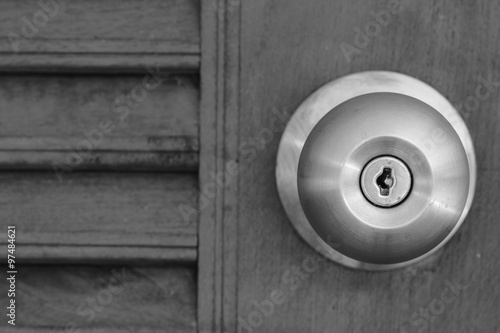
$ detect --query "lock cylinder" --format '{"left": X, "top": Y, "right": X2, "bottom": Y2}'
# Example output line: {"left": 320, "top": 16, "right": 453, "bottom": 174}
{"left": 360, "top": 156, "right": 412, "bottom": 208}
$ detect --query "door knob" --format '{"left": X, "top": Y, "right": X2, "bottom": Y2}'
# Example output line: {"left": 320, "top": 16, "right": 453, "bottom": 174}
{"left": 276, "top": 71, "right": 476, "bottom": 270}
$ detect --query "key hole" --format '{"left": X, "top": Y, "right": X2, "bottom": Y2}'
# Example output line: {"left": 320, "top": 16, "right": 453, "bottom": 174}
{"left": 376, "top": 168, "right": 394, "bottom": 197}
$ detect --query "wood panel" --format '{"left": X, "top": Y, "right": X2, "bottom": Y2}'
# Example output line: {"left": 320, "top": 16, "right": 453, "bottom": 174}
{"left": 0, "top": 74, "right": 199, "bottom": 171}
{"left": 0, "top": 0, "right": 200, "bottom": 72}
{"left": 230, "top": 0, "right": 500, "bottom": 332}
{"left": 0, "top": 265, "right": 197, "bottom": 332}
{"left": 0, "top": 172, "right": 198, "bottom": 262}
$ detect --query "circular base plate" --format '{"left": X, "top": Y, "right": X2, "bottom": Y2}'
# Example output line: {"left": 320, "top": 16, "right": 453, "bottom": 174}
{"left": 276, "top": 71, "right": 476, "bottom": 271}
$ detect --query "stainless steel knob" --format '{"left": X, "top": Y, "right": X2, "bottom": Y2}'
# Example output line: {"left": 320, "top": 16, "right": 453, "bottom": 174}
{"left": 276, "top": 71, "right": 476, "bottom": 270}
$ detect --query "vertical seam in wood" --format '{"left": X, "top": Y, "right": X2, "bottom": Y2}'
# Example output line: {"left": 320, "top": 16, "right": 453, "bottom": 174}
{"left": 198, "top": 0, "right": 241, "bottom": 332}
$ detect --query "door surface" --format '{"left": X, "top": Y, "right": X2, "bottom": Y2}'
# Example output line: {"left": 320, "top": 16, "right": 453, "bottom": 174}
{"left": 0, "top": 1, "right": 498, "bottom": 333}
{"left": 200, "top": 1, "right": 500, "bottom": 332}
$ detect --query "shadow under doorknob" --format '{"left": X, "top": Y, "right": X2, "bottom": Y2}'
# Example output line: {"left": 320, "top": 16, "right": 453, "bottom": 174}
{"left": 276, "top": 71, "right": 476, "bottom": 270}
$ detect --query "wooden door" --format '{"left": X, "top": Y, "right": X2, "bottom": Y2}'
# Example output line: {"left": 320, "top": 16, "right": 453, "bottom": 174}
{"left": 199, "top": 1, "right": 500, "bottom": 333}
{"left": 0, "top": 1, "right": 498, "bottom": 332}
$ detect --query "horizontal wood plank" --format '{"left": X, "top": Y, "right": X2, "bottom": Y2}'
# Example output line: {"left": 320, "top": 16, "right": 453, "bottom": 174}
{"left": 1, "top": 265, "right": 197, "bottom": 332}
{"left": 0, "top": 74, "right": 199, "bottom": 171}
{"left": 0, "top": 54, "right": 200, "bottom": 73}
{"left": 0, "top": 0, "right": 200, "bottom": 71}
{"left": 0, "top": 172, "right": 199, "bottom": 262}
{"left": 15, "top": 246, "right": 197, "bottom": 264}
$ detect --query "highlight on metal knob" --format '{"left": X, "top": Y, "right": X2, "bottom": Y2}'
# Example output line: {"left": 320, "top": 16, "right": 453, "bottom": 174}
{"left": 276, "top": 71, "right": 476, "bottom": 270}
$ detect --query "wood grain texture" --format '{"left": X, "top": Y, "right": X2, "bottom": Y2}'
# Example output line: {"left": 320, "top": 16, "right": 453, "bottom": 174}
{"left": 0, "top": 74, "right": 199, "bottom": 171}
{"left": 0, "top": 265, "right": 197, "bottom": 332}
{"left": 16, "top": 246, "right": 197, "bottom": 264}
{"left": 232, "top": 0, "right": 500, "bottom": 332}
{"left": 0, "top": 54, "right": 200, "bottom": 74}
{"left": 0, "top": 0, "right": 200, "bottom": 72}
{"left": 197, "top": 1, "right": 240, "bottom": 332}
{"left": 0, "top": 172, "right": 198, "bottom": 262}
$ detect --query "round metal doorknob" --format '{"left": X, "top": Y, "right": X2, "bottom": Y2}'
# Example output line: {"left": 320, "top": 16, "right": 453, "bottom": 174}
{"left": 276, "top": 71, "right": 476, "bottom": 270}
